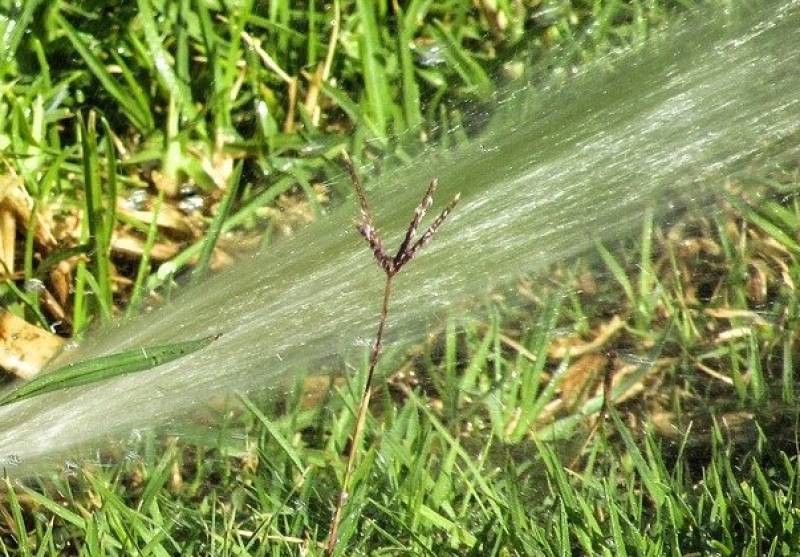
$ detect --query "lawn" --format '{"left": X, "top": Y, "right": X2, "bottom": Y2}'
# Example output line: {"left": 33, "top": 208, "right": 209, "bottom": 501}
{"left": 1, "top": 0, "right": 800, "bottom": 555}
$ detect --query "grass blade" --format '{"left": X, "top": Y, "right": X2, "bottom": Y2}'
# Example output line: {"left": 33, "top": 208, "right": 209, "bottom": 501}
{"left": 727, "top": 194, "right": 800, "bottom": 256}
{"left": 397, "top": 6, "right": 423, "bottom": 133}
{"left": 127, "top": 192, "right": 164, "bottom": 318}
{"left": 0, "top": 335, "right": 220, "bottom": 406}
{"left": 1, "top": 0, "right": 42, "bottom": 70}
{"left": 78, "top": 112, "right": 113, "bottom": 322}
{"left": 429, "top": 22, "right": 492, "bottom": 101}
{"left": 192, "top": 161, "right": 243, "bottom": 283}
{"left": 239, "top": 394, "right": 306, "bottom": 474}
{"left": 54, "top": 13, "right": 152, "bottom": 130}
{"left": 136, "top": 0, "right": 197, "bottom": 119}
{"left": 4, "top": 477, "right": 30, "bottom": 556}
{"left": 355, "top": 0, "right": 391, "bottom": 137}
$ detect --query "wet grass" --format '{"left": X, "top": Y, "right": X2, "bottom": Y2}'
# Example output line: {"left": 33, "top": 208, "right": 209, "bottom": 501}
{"left": 2, "top": 0, "right": 800, "bottom": 555}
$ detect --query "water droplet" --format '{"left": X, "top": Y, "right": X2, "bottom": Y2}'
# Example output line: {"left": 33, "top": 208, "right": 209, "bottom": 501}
{"left": 415, "top": 43, "right": 446, "bottom": 67}
{"left": 178, "top": 195, "right": 204, "bottom": 214}
{"left": 299, "top": 142, "right": 325, "bottom": 156}
{"left": 125, "top": 189, "right": 150, "bottom": 210}
{"left": 157, "top": 262, "right": 177, "bottom": 280}
{"left": 63, "top": 459, "right": 79, "bottom": 475}
{"left": 24, "top": 278, "right": 46, "bottom": 294}
{"left": 178, "top": 183, "right": 198, "bottom": 198}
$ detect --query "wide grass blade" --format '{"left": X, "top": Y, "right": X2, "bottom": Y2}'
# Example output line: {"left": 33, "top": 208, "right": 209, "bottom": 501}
{"left": 397, "top": 4, "right": 424, "bottom": 134}
{"left": 78, "top": 112, "right": 113, "bottom": 322}
{"left": 136, "top": 0, "right": 197, "bottom": 120}
{"left": 0, "top": 335, "right": 220, "bottom": 407}
{"left": 355, "top": 0, "right": 391, "bottom": 137}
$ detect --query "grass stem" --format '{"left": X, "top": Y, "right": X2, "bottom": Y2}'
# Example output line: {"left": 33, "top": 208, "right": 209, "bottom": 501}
{"left": 325, "top": 153, "right": 459, "bottom": 555}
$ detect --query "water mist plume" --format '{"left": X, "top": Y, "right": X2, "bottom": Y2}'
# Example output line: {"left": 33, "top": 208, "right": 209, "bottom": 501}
{"left": 1, "top": 0, "right": 798, "bottom": 474}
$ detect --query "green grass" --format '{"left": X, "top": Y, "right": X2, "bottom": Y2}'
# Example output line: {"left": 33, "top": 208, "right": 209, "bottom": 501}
{"left": 0, "top": 0, "right": 681, "bottom": 329}
{"left": 2, "top": 0, "right": 800, "bottom": 555}
{"left": 3, "top": 183, "right": 800, "bottom": 554}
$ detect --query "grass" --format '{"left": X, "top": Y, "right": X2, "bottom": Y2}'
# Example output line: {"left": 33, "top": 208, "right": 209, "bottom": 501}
{"left": 2, "top": 0, "right": 800, "bottom": 555}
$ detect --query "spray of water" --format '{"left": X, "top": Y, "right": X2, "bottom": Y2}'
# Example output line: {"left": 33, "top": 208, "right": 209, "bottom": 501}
{"left": 1, "top": 1, "right": 798, "bottom": 474}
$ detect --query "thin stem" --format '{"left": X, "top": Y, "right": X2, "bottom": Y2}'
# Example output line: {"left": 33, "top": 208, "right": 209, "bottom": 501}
{"left": 326, "top": 153, "right": 457, "bottom": 554}
{"left": 326, "top": 274, "right": 394, "bottom": 555}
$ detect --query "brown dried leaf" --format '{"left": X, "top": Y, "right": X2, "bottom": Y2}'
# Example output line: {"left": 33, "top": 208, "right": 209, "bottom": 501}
{"left": 715, "top": 327, "right": 752, "bottom": 343}
{"left": 303, "top": 64, "right": 325, "bottom": 126}
{"left": 577, "top": 270, "right": 598, "bottom": 296}
{"left": 559, "top": 353, "right": 607, "bottom": 410}
{"left": 150, "top": 169, "right": 180, "bottom": 197}
{"left": 210, "top": 247, "right": 234, "bottom": 271}
{"left": 0, "top": 310, "right": 64, "bottom": 379}
{"left": 49, "top": 261, "right": 73, "bottom": 307}
{"left": 746, "top": 260, "right": 769, "bottom": 304}
{"left": 549, "top": 315, "right": 625, "bottom": 359}
{"left": 0, "top": 172, "right": 56, "bottom": 251}
{"left": 112, "top": 232, "right": 179, "bottom": 262}
{"left": 0, "top": 207, "right": 14, "bottom": 273}
{"left": 118, "top": 203, "right": 195, "bottom": 239}
{"left": 200, "top": 149, "right": 234, "bottom": 191}
{"left": 258, "top": 186, "right": 328, "bottom": 236}
{"left": 649, "top": 407, "right": 680, "bottom": 439}
{"left": 533, "top": 398, "right": 563, "bottom": 427}
{"left": 611, "top": 357, "right": 674, "bottom": 405}
{"left": 703, "top": 307, "right": 768, "bottom": 326}
{"left": 300, "top": 375, "right": 344, "bottom": 411}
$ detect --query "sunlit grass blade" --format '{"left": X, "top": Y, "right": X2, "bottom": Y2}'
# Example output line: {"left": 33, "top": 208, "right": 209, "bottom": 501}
{"left": 510, "top": 292, "right": 561, "bottom": 441}
{"left": 109, "top": 51, "right": 155, "bottom": 129}
{"left": 192, "top": 161, "right": 243, "bottom": 283}
{"left": 239, "top": 393, "right": 306, "bottom": 474}
{"left": 429, "top": 22, "right": 492, "bottom": 101}
{"left": 78, "top": 112, "right": 113, "bottom": 322}
{"left": 726, "top": 193, "right": 800, "bottom": 255}
{"left": 397, "top": 5, "right": 424, "bottom": 134}
{"left": 101, "top": 118, "right": 118, "bottom": 254}
{"left": 355, "top": 0, "right": 391, "bottom": 137}
{"left": 0, "top": 335, "right": 220, "bottom": 407}
{"left": 596, "top": 241, "right": 638, "bottom": 317}
{"left": 136, "top": 0, "right": 197, "bottom": 120}
{"left": 609, "top": 408, "right": 667, "bottom": 508}
{"left": 126, "top": 192, "right": 164, "bottom": 318}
